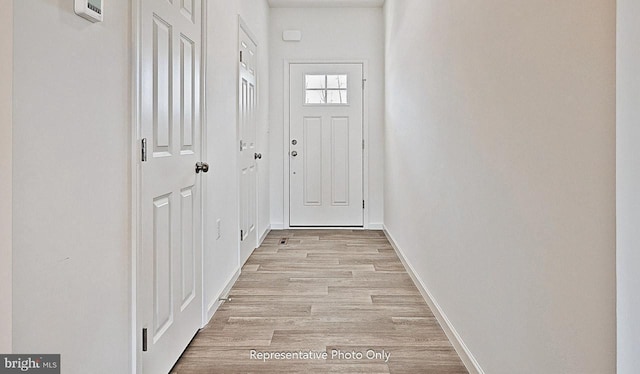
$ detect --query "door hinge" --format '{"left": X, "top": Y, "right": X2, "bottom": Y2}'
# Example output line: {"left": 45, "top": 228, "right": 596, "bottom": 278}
{"left": 142, "top": 328, "right": 148, "bottom": 352}
{"left": 362, "top": 139, "right": 365, "bottom": 150}
{"left": 240, "top": 230, "right": 244, "bottom": 241}
{"left": 240, "top": 51, "right": 243, "bottom": 63}
{"left": 362, "top": 78, "right": 367, "bottom": 89}
{"left": 240, "top": 140, "right": 243, "bottom": 152}
{"left": 141, "top": 138, "right": 147, "bottom": 162}
{"left": 363, "top": 200, "right": 365, "bottom": 209}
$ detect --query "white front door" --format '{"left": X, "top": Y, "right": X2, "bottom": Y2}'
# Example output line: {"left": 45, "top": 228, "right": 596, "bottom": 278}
{"left": 139, "top": 0, "right": 203, "bottom": 372}
{"left": 239, "top": 27, "right": 258, "bottom": 264}
{"left": 289, "top": 63, "right": 364, "bottom": 227}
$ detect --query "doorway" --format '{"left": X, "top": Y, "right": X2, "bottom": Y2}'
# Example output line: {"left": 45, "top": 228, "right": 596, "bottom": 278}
{"left": 238, "top": 21, "right": 259, "bottom": 264}
{"left": 135, "top": 0, "right": 205, "bottom": 372}
{"left": 288, "top": 63, "right": 365, "bottom": 227}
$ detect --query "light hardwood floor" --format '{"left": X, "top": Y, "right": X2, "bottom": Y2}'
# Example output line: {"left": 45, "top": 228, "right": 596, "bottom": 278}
{"left": 171, "top": 230, "right": 468, "bottom": 373}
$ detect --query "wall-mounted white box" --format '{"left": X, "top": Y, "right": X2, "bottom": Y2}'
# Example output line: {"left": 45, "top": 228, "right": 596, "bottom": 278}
{"left": 282, "top": 30, "right": 302, "bottom": 42}
{"left": 75, "top": 0, "right": 103, "bottom": 23}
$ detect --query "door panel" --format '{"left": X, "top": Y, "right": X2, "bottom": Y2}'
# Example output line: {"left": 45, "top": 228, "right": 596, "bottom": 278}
{"left": 180, "top": 187, "right": 195, "bottom": 309}
{"left": 153, "top": 194, "right": 173, "bottom": 338}
{"left": 152, "top": 15, "right": 172, "bottom": 153}
{"left": 180, "top": 35, "right": 195, "bottom": 151}
{"left": 239, "top": 27, "right": 258, "bottom": 264}
{"left": 331, "top": 117, "right": 350, "bottom": 206}
{"left": 303, "top": 117, "right": 322, "bottom": 206}
{"left": 180, "top": 0, "right": 195, "bottom": 21}
{"left": 140, "top": 0, "right": 202, "bottom": 372}
{"left": 289, "top": 64, "right": 364, "bottom": 227}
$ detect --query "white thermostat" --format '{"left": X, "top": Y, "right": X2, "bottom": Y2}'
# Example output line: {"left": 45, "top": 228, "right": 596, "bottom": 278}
{"left": 75, "top": 0, "right": 103, "bottom": 23}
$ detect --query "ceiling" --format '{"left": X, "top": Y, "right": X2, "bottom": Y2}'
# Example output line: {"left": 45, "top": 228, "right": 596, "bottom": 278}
{"left": 268, "top": 0, "right": 385, "bottom": 8}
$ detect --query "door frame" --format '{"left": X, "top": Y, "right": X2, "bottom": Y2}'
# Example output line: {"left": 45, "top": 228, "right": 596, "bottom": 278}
{"left": 283, "top": 60, "right": 370, "bottom": 229}
{"left": 130, "top": 1, "right": 208, "bottom": 372}
{"left": 237, "top": 17, "right": 261, "bottom": 264}
{"left": 0, "top": 0, "right": 12, "bottom": 353}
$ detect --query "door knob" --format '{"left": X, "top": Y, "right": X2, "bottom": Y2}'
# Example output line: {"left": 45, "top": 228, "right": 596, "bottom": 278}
{"left": 254, "top": 153, "right": 262, "bottom": 160}
{"left": 291, "top": 151, "right": 298, "bottom": 157}
{"left": 195, "top": 162, "right": 209, "bottom": 174}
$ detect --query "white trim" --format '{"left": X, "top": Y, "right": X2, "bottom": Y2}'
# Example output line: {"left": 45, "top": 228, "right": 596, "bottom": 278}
{"left": 206, "top": 267, "right": 241, "bottom": 322}
{"left": 271, "top": 223, "right": 285, "bottom": 230}
{"left": 283, "top": 59, "right": 370, "bottom": 229}
{"left": 0, "top": 0, "right": 12, "bottom": 354}
{"left": 279, "top": 226, "right": 366, "bottom": 231}
{"left": 368, "top": 223, "right": 384, "bottom": 230}
{"left": 270, "top": 227, "right": 369, "bottom": 231}
{"left": 362, "top": 63, "right": 370, "bottom": 230}
{"left": 383, "top": 226, "right": 485, "bottom": 374}
{"left": 235, "top": 18, "right": 242, "bottom": 268}
{"left": 131, "top": 0, "right": 142, "bottom": 371}
{"left": 258, "top": 226, "right": 271, "bottom": 246}
{"left": 199, "top": 0, "right": 209, "bottom": 329}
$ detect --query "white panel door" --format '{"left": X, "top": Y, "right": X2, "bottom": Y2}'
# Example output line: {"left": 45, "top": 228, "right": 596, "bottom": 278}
{"left": 139, "top": 0, "right": 203, "bottom": 372}
{"left": 289, "top": 64, "right": 364, "bottom": 227}
{"left": 239, "top": 27, "right": 258, "bottom": 264}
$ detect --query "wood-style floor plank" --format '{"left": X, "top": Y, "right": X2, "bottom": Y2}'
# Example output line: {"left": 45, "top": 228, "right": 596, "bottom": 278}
{"left": 171, "top": 230, "right": 467, "bottom": 374}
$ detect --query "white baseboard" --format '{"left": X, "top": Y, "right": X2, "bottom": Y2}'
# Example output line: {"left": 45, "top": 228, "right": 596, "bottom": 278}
{"left": 271, "top": 223, "right": 384, "bottom": 230}
{"left": 205, "top": 267, "right": 241, "bottom": 323}
{"left": 268, "top": 224, "right": 382, "bottom": 230}
{"left": 383, "top": 226, "right": 484, "bottom": 374}
{"left": 283, "top": 227, "right": 366, "bottom": 230}
{"left": 258, "top": 225, "right": 271, "bottom": 246}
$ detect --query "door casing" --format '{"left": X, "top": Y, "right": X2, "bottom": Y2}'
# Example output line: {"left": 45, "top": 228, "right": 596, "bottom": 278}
{"left": 131, "top": 1, "right": 208, "bottom": 372}
{"left": 283, "top": 60, "right": 371, "bottom": 229}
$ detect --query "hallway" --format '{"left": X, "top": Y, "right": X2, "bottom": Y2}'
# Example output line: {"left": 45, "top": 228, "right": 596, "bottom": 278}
{"left": 2, "top": 0, "right": 631, "bottom": 372}
{"left": 172, "top": 230, "right": 467, "bottom": 373}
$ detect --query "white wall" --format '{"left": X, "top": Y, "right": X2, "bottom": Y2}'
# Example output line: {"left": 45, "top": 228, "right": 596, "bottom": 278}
{"left": 617, "top": 1, "right": 640, "bottom": 372}
{"left": 12, "top": 1, "right": 131, "bottom": 372}
{"left": 269, "top": 7, "right": 384, "bottom": 228}
{"left": 204, "top": 0, "right": 270, "bottom": 317}
{"left": 0, "top": 0, "right": 13, "bottom": 354}
{"left": 384, "top": 1, "right": 616, "bottom": 373}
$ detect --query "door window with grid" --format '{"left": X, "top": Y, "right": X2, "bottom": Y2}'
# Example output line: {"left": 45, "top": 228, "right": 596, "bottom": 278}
{"left": 305, "top": 74, "right": 348, "bottom": 104}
